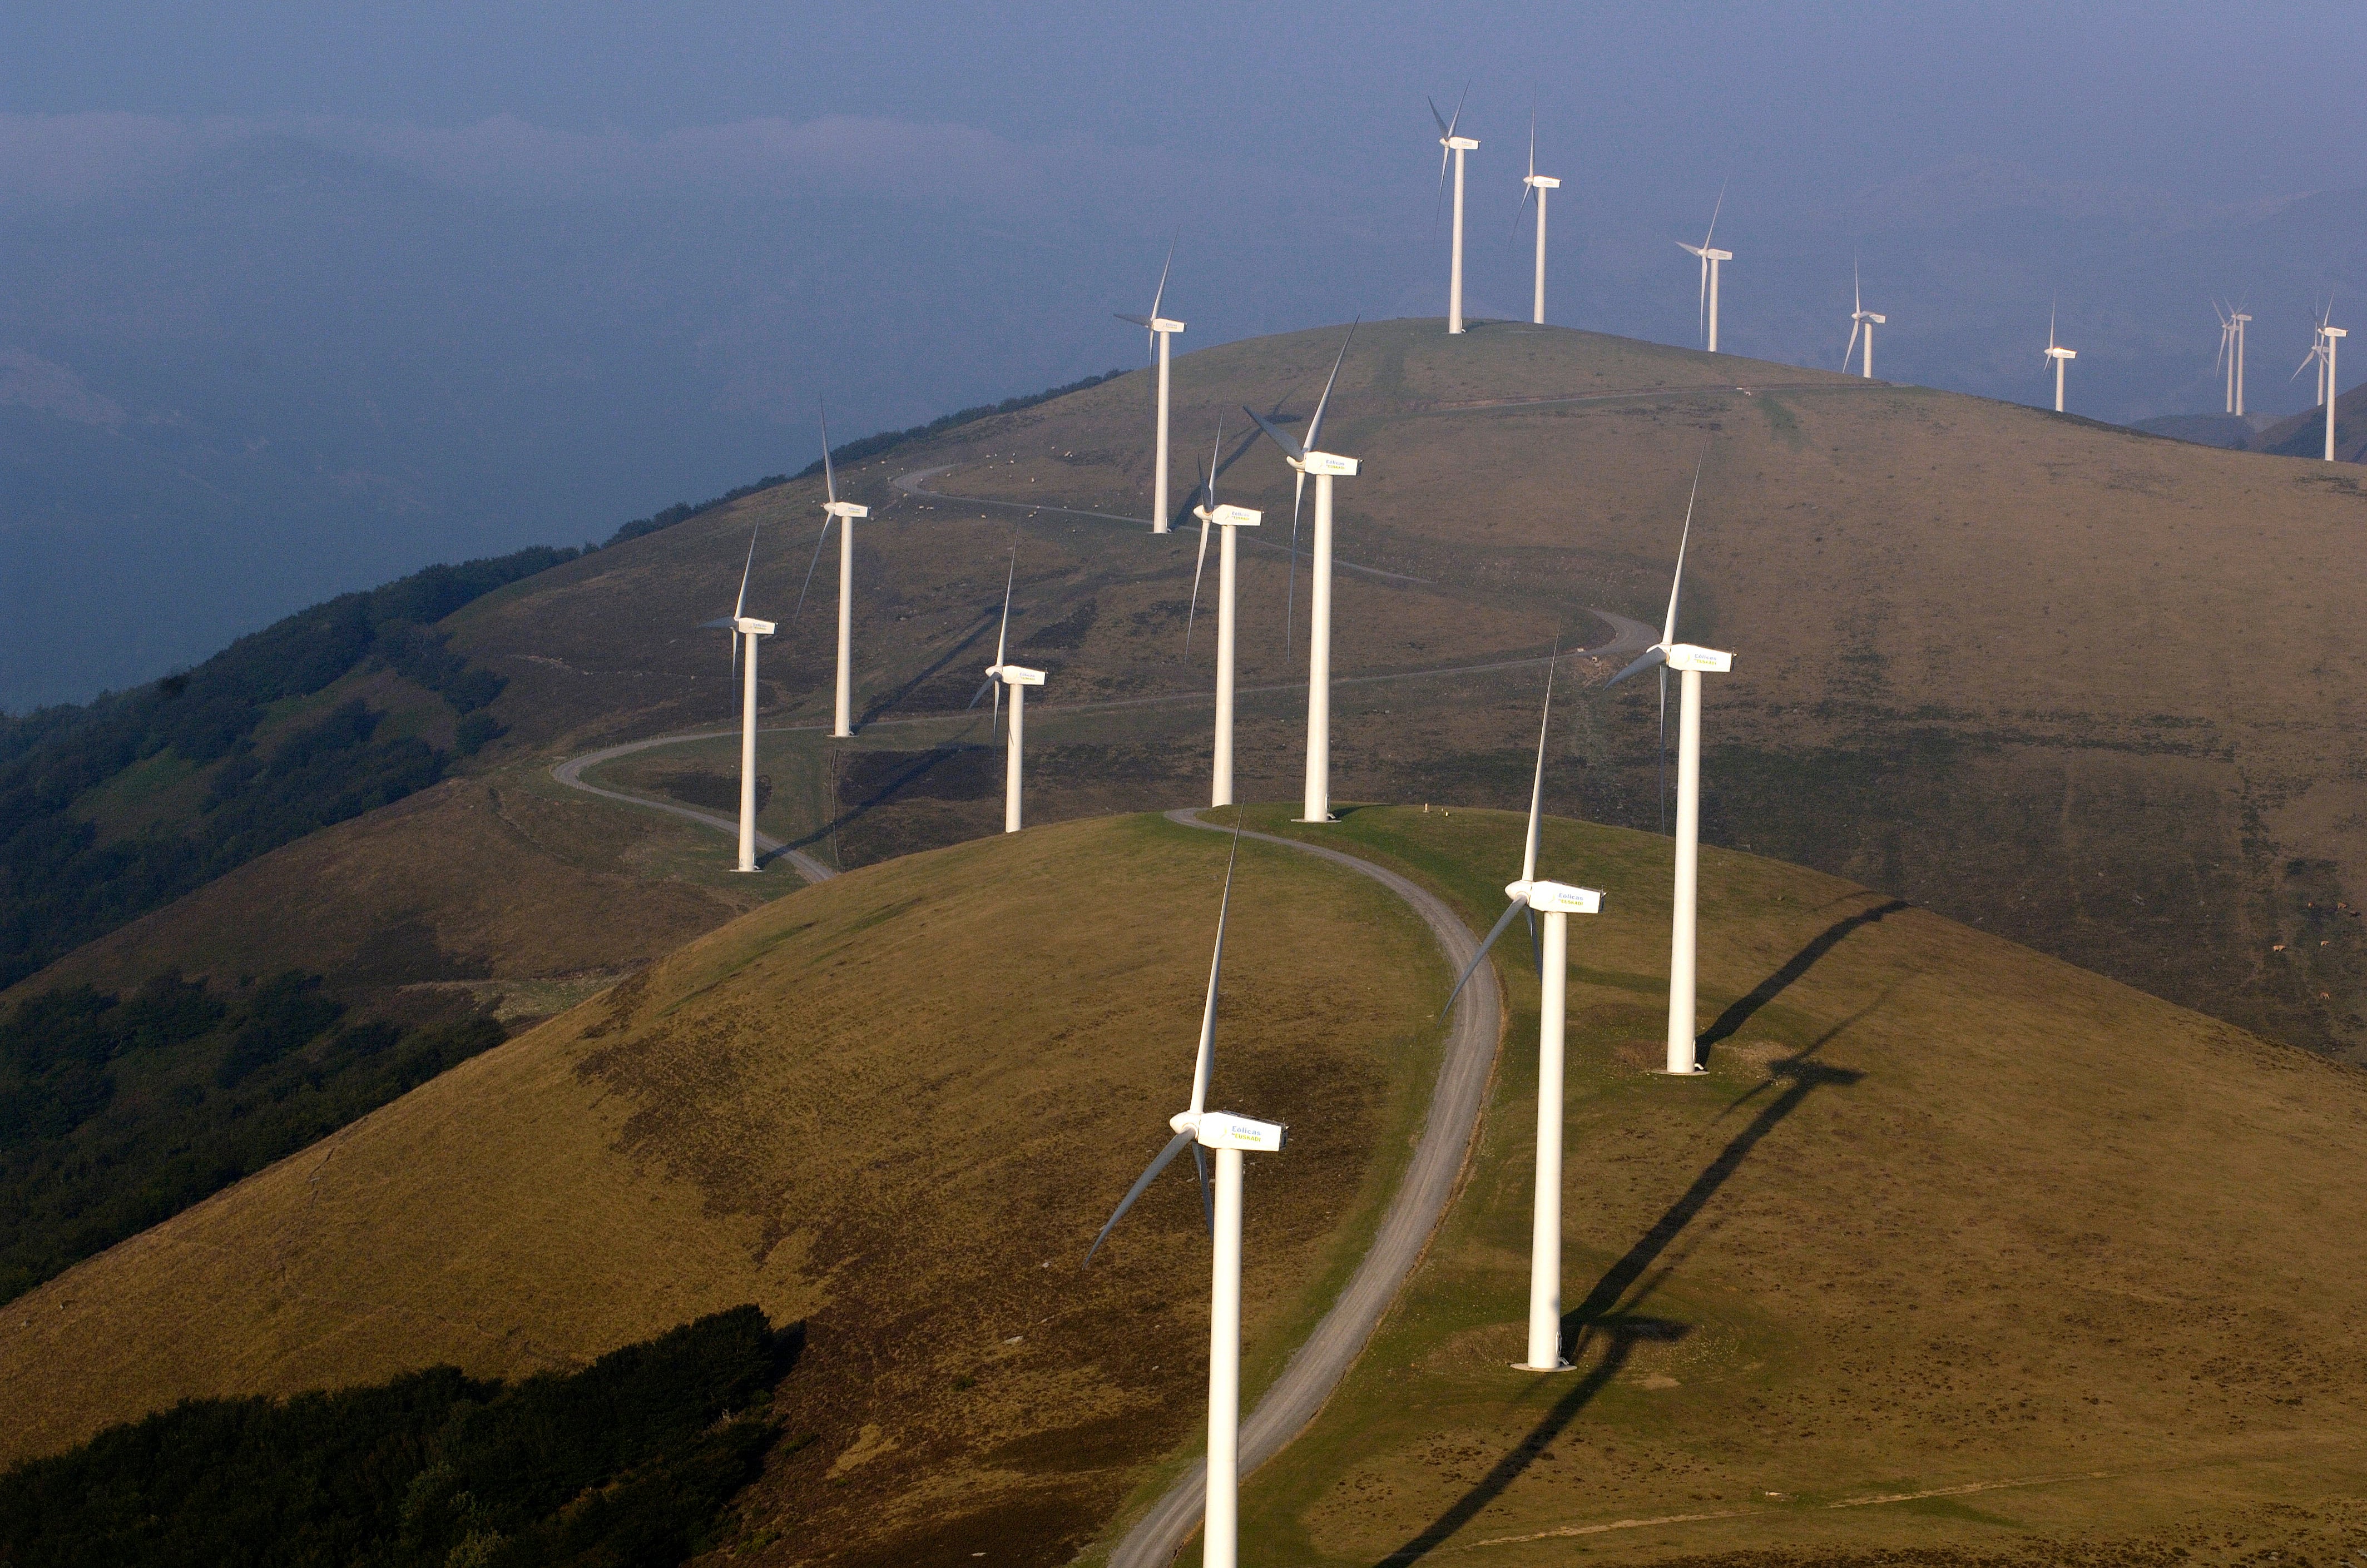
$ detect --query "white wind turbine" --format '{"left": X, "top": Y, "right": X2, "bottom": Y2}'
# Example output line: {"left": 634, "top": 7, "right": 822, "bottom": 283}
{"left": 1607, "top": 464, "right": 1732, "bottom": 1075}
{"left": 1844, "top": 262, "right": 1885, "bottom": 378}
{"left": 1676, "top": 183, "right": 1733, "bottom": 353}
{"left": 1514, "top": 109, "right": 1561, "bottom": 326}
{"left": 698, "top": 523, "right": 776, "bottom": 874}
{"left": 1437, "top": 654, "right": 1602, "bottom": 1371}
{"left": 2043, "top": 304, "right": 2077, "bottom": 413}
{"left": 2295, "top": 306, "right": 2345, "bottom": 462}
{"left": 796, "top": 404, "right": 868, "bottom": 738}
{"left": 1431, "top": 86, "right": 1480, "bottom": 334}
{"left": 968, "top": 543, "right": 1044, "bottom": 833}
{"left": 1245, "top": 322, "right": 1361, "bottom": 823}
{"left": 1186, "top": 420, "right": 1262, "bottom": 810}
{"left": 2214, "top": 301, "right": 2254, "bottom": 416}
{"left": 1085, "top": 815, "right": 1287, "bottom": 1568}
{"left": 1116, "top": 239, "right": 1188, "bottom": 533}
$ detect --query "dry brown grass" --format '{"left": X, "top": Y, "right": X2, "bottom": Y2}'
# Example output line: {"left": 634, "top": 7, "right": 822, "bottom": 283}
{"left": 0, "top": 812, "right": 1447, "bottom": 1566}
{"left": 1221, "top": 807, "right": 2367, "bottom": 1565}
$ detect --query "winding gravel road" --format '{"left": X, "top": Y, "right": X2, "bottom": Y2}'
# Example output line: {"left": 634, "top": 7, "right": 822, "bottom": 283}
{"left": 1107, "top": 807, "right": 1505, "bottom": 1568}
{"left": 549, "top": 736, "right": 836, "bottom": 884}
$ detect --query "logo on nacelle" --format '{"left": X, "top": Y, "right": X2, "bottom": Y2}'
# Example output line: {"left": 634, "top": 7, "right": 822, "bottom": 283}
{"left": 1301, "top": 452, "right": 1360, "bottom": 478}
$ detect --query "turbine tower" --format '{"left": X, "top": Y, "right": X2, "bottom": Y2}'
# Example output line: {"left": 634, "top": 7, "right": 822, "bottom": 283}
{"left": 2231, "top": 307, "right": 2251, "bottom": 416}
{"left": 1085, "top": 815, "right": 1288, "bottom": 1568}
{"left": 2214, "top": 302, "right": 2252, "bottom": 416}
{"left": 1676, "top": 185, "right": 1732, "bottom": 353}
{"left": 1438, "top": 654, "right": 1602, "bottom": 1371}
{"left": 1246, "top": 322, "right": 1360, "bottom": 824}
{"left": 1430, "top": 87, "right": 1479, "bottom": 334}
{"left": 2297, "top": 309, "right": 2345, "bottom": 462}
{"left": 1186, "top": 421, "right": 1262, "bottom": 809}
{"left": 1607, "top": 465, "right": 1732, "bottom": 1075}
{"left": 1116, "top": 239, "right": 1187, "bottom": 533}
{"left": 797, "top": 405, "right": 867, "bottom": 738}
{"left": 2044, "top": 305, "right": 2077, "bottom": 413}
{"left": 970, "top": 545, "right": 1044, "bottom": 833}
{"left": 699, "top": 524, "right": 776, "bottom": 873}
{"left": 1516, "top": 111, "right": 1560, "bottom": 326}
{"left": 1845, "top": 262, "right": 1885, "bottom": 378}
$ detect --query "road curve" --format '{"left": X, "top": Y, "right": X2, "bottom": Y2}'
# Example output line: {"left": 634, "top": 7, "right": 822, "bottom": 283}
{"left": 549, "top": 736, "right": 836, "bottom": 884}
{"left": 1110, "top": 807, "right": 1504, "bottom": 1568}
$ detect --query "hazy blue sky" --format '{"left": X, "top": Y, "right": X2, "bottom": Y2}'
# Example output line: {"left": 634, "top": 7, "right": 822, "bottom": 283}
{"left": 5, "top": 2, "right": 2364, "bottom": 708}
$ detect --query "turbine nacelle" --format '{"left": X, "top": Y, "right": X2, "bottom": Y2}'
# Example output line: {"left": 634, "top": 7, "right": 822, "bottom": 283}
{"left": 1506, "top": 879, "right": 1602, "bottom": 915}
{"left": 732, "top": 616, "right": 775, "bottom": 636}
{"left": 1441, "top": 134, "right": 1480, "bottom": 151}
{"left": 988, "top": 663, "right": 1045, "bottom": 687}
{"left": 824, "top": 500, "right": 868, "bottom": 519}
{"left": 1855, "top": 310, "right": 1887, "bottom": 325}
{"left": 1116, "top": 312, "right": 1188, "bottom": 335}
{"left": 1300, "top": 451, "right": 1360, "bottom": 478}
{"left": 1170, "top": 1110, "right": 1289, "bottom": 1152}
{"left": 1665, "top": 642, "right": 1733, "bottom": 673}
{"left": 1523, "top": 173, "right": 1561, "bottom": 190}
{"left": 1677, "top": 244, "right": 1735, "bottom": 263}
{"left": 1197, "top": 503, "right": 1262, "bottom": 528}
{"left": 2045, "top": 346, "right": 2077, "bottom": 361}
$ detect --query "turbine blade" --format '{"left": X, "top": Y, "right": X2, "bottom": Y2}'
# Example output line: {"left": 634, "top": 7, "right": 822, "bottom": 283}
{"left": 992, "top": 678, "right": 1002, "bottom": 742}
{"left": 1663, "top": 458, "right": 1703, "bottom": 643}
{"left": 1521, "top": 647, "right": 1556, "bottom": 885}
{"left": 1439, "top": 898, "right": 1527, "bottom": 1020}
{"left": 1186, "top": 508, "right": 1211, "bottom": 655}
{"left": 1242, "top": 403, "right": 1305, "bottom": 462}
{"left": 1527, "top": 106, "right": 1537, "bottom": 181}
{"left": 1703, "top": 177, "right": 1726, "bottom": 247}
{"left": 1083, "top": 1128, "right": 1196, "bottom": 1264}
{"left": 1306, "top": 320, "right": 1358, "bottom": 456}
{"left": 1114, "top": 312, "right": 1155, "bottom": 328}
{"left": 1605, "top": 644, "right": 1667, "bottom": 687}
{"left": 1657, "top": 663, "right": 1668, "bottom": 835}
{"left": 732, "top": 521, "right": 759, "bottom": 622}
{"left": 1189, "top": 810, "right": 1247, "bottom": 1117}
{"left": 1429, "top": 95, "right": 1450, "bottom": 138}
{"left": 1526, "top": 904, "right": 1542, "bottom": 979}
{"left": 819, "top": 400, "right": 838, "bottom": 504}
{"left": 1699, "top": 254, "right": 1709, "bottom": 344}
{"left": 1285, "top": 469, "right": 1304, "bottom": 660}
{"left": 1853, "top": 257, "right": 1861, "bottom": 315}
{"left": 794, "top": 518, "right": 833, "bottom": 620}
{"left": 1192, "top": 1142, "right": 1213, "bottom": 1235}
{"left": 1150, "top": 232, "right": 1176, "bottom": 324}
{"left": 1845, "top": 319, "right": 1860, "bottom": 370}
{"left": 996, "top": 543, "right": 1018, "bottom": 667}
{"left": 1447, "top": 80, "right": 1467, "bottom": 141}
{"left": 967, "top": 676, "right": 994, "bottom": 710}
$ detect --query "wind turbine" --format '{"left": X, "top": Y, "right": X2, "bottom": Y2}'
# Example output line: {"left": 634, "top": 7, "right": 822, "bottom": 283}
{"left": 1437, "top": 654, "right": 1602, "bottom": 1371}
{"left": 1676, "top": 184, "right": 1733, "bottom": 353}
{"left": 796, "top": 404, "right": 867, "bottom": 738}
{"left": 1245, "top": 322, "right": 1360, "bottom": 823}
{"left": 1430, "top": 87, "right": 1479, "bottom": 334}
{"left": 699, "top": 523, "right": 776, "bottom": 874}
{"left": 1116, "top": 239, "right": 1187, "bottom": 533}
{"left": 969, "top": 542, "right": 1043, "bottom": 832}
{"left": 2214, "top": 302, "right": 2241, "bottom": 415}
{"left": 1515, "top": 109, "right": 1561, "bottom": 326}
{"left": 2043, "top": 305, "right": 2077, "bottom": 413}
{"left": 2230, "top": 305, "right": 2251, "bottom": 416}
{"left": 1186, "top": 420, "right": 1262, "bottom": 809}
{"left": 1084, "top": 813, "right": 1287, "bottom": 1568}
{"left": 1844, "top": 262, "right": 1885, "bottom": 378}
{"left": 1607, "top": 464, "right": 1731, "bottom": 1075}
{"left": 2296, "top": 306, "right": 2345, "bottom": 462}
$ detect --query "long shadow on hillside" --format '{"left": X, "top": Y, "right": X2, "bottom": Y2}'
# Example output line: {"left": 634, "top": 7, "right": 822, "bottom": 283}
{"left": 852, "top": 611, "right": 997, "bottom": 731}
{"left": 1379, "top": 1028, "right": 1868, "bottom": 1563}
{"left": 1696, "top": 895, "right": 1907, "bottom": 1060}
{"left": 777, "top": 743, "right": 988, "bottom": 857}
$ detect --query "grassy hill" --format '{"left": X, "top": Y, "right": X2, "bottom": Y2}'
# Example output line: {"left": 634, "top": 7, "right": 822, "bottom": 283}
{"left": 0, "top": 812, "right": 1451, "bottom": 1565}
{"left": 11, "top": 317, "right": 2367, "bottom": 1142}
{"left": 8, "top": 807, "right": 2364, "bottom": 1564}
{"left": 449, "top": 320, "right": 2367, "bottom": 1067}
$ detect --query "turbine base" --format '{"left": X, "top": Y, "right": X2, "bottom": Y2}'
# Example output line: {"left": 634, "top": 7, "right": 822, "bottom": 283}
{"left": 1293, "top": 814, "right": 1336, "bottom": 824}
{"left": 1511, "top": 1360, "right": 1577, "bottom": 1372}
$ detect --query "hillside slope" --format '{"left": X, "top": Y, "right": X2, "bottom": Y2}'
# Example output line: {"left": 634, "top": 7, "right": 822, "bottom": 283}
{"left": 1236, "top": 807, "right": 2367, "bottom": 1564}
{"left": 0, "top": 813, "right": 1449, "bottom": 1565}
{"left": 18, "top": 319, "right": 2367, "bottom": 1071}
{"left": 11, "top": 807, "right": 2365, "bottom": 1563}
